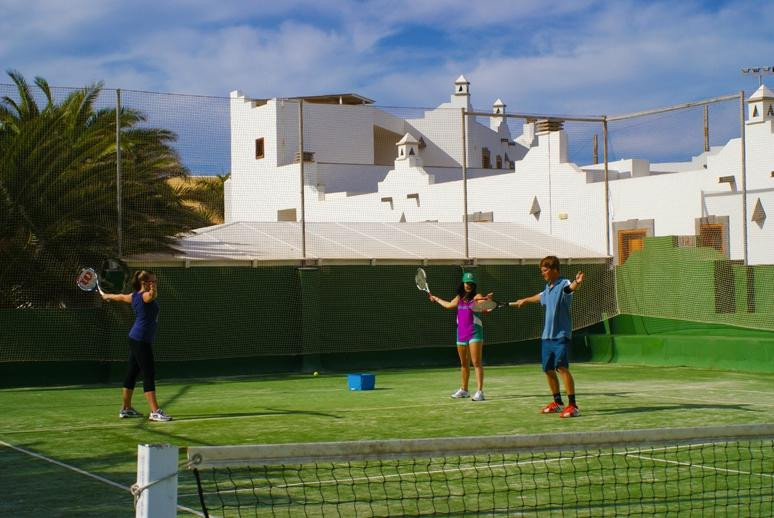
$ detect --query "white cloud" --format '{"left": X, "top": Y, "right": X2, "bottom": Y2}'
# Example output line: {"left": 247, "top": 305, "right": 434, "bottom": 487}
{"left": 2, "top": 0, "right": 773, "bottom": 118}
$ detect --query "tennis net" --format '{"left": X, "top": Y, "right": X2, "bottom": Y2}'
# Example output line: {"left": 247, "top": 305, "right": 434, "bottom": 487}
{"left": 186, "top": 423, "right": 774, "bottom": 517}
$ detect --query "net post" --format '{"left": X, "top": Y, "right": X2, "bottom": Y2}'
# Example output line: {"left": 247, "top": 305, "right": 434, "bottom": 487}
{"left": 135, "top": 444, "right": 178, "bottom": 518}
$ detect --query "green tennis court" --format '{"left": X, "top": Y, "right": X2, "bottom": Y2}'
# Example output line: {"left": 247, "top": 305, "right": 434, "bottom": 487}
{"left": 2, "top": 362, "right": 773, "bottom": 517}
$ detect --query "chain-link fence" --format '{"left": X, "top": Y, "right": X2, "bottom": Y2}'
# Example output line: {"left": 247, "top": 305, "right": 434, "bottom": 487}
{"left": 2, "top": 76, "right": 771, "bottom": 362}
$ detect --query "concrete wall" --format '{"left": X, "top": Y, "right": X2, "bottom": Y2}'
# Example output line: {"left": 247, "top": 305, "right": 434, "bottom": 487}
{"left": 225, "top": 87, "right": 774, "bottom": 265}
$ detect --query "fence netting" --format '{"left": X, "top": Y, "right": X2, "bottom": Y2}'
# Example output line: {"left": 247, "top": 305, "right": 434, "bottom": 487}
{"left": 1, "top": 78, "right": 772, "bottom": 363}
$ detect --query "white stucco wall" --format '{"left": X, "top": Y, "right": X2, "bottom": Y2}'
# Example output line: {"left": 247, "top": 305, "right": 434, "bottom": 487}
{"left": 225, "top": 84, "right": 774, "bottom": 264}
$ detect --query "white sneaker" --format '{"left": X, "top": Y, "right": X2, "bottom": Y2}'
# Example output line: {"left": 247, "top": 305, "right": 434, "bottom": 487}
{"left": 450, "top": 388, "right": 470, "bottom": 399}
{"left": 119, "top": 407, "right": 143, "bottom": 419}
{"left": 149, "top": 409, "right": 172, "bottom": 422}
{"left": 472, "top": 391, "right": 485, "bottom": 401}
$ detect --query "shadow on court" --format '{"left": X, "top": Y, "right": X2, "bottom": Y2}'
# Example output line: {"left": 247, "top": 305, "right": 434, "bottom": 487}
{"left": 158, "top": 382, "right": 192, "bottom": 409}
{"left": 592, "top": 402, "right": 757, "bottom": 415}
{"left": 177, "top": 408, "right": 342, "bottom": 421}
{"left": 122, "top": 405, "right": 343, "bottom": 447}
{"left": 0, "top": 439, "right": 139, "bottom": 517}
{"left": 493, "top": 391, "right": 639, "bottom": 401}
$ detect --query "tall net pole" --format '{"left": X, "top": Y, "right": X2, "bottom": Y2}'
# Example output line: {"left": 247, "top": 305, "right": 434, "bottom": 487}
{"left": 298, "top": 99, "right": 306, "bottom": 261}
{"left": 461, "top": 108, "right": 469, "bottom": 259}
{"left": 739, "top": 90, "right": 748, "bottom": 266}
{"left": 603, "top": 117, "right": 610, "bottom": 257}
{"left": 116, "top": 89, "right": 123, "bottom": 258}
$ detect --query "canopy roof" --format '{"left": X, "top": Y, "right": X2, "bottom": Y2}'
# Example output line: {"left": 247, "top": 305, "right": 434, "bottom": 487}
{"left": 127, "top": 222, "right": 609, "bottom": 266}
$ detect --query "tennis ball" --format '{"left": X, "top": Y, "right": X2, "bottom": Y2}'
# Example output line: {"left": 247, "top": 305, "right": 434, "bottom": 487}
{"left": 313, "top": 371, "right": 319, "bottom": 376}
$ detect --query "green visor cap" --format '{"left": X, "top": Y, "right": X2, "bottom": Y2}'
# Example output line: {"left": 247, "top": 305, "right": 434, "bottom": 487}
{"left": 462, "top": 272, "right": 476, "bottom": 283}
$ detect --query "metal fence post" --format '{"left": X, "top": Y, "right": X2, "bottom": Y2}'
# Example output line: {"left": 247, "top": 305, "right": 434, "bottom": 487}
{"left": 603, "top": 116, "right": 611, "bottom": 258}
{"left": 116, "top": 89, "right": 122, "bottom": 258}
{"left": 739, "top": 90, "right": 748, "bottom": 266}
{"left": 299, "top": 99, "right": 306, "bottom": 261}
{"left": 461, "top": 108, "right": 469, "bottom": 260}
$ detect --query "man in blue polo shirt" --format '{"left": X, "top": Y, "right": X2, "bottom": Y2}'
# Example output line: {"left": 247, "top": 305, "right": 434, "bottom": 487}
{"left": 512, "top": 256, "right": 584, "bottom": 418}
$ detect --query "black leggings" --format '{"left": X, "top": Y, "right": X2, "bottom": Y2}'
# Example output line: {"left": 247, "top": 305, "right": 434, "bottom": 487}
{"left": 123, "top": 338, "right": 156, "bottom": 393}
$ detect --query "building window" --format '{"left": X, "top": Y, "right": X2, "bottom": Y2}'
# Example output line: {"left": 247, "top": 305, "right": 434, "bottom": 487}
{"left": 618, "top": 229, "right": 647, "bottom": 265}
{"left": 694, "top": 216, "right": 729, "bottom": 258}
{"left": 467, "top": 211, "right": 494, "bottom": 222}
{"left": 255, "top": 138, "right": 265, "bottom": 159}
{"left": 277, "top": 208, "right": 296, "bottom": 221}
{"left": 482, "top": 147, "right": 491, "bottom": 169}
{"left": 698, "top": 224, "right": 723, "bottom": 253}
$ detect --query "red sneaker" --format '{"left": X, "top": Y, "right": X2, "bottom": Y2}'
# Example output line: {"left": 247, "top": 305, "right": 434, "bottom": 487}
{"left": 559, "top": 405, "right": 580, "bottom": 418}
{"left": 541, "top": 401, "right": 564, "bottom": 414}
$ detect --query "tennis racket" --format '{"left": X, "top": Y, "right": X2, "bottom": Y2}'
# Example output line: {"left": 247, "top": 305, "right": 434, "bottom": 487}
{"left": 415, "top": 267, "right": 431, "bottom": 295}
{"left": 76, "top": 267, "right": 104, "bottom": 296}
{"left": 471, "top": 299, "right": 509, "bottom": 312}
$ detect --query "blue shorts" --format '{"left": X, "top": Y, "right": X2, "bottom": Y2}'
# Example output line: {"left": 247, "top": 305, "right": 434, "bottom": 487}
{"left": 541, "top": 337, "right": 570, "bottom": 372}
{"left": 457, "top": 324, "right": 484, "bottom": 346}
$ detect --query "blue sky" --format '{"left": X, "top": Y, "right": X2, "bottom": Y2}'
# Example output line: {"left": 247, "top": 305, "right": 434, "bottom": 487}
{"left": 3, "top": 0, "right": 772, "bottom": 113}
{"left": 2, "top": 0, "right": 772, "bottom": 173}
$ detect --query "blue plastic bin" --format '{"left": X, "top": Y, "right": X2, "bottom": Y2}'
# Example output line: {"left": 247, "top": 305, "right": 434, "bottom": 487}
{"left": 347, "top": 373, "right": 375, "bottom": 391}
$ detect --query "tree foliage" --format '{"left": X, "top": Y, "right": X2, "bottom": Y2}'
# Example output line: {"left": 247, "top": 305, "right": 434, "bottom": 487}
{"left": 0, "top": 71, "right": 212, "bottom": 308}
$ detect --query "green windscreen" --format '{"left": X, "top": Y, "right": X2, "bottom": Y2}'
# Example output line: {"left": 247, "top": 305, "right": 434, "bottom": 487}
{"left": 2, "top": 77, "right": 771, "bottom": 367}
{"left": 616, "top": 236, "right": 774, "bottom": 331}
{"left": 0, "top": 262, "right": 615, "bottom": 362}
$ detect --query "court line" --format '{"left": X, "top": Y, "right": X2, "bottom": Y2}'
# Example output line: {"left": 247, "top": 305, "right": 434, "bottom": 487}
{"left": 179, "top": 451, "right": 619, "bottom": 498}
{"left": 626, "top": 451, "right": 774, "bottom": 479}
{"left": 2, "top": 383, "right": 768, "bottom": 434}
{"left": 3, "top": 389, "right": 766, "bottom": 434}
{"left": 0, "top": 438, "right": 204, "bottom": 517}
{"left": 0, "top": 397, "right": 541, "bottom": 433}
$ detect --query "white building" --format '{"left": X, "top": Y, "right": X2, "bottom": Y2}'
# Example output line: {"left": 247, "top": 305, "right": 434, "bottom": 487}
{"left": 223, "top": 79, "right": 774, "bottom": 265}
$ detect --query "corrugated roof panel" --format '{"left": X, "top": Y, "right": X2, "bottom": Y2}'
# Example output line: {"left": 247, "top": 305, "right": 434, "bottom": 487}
{"left": 131, "top": 222, "right": 608, "bottom": 265}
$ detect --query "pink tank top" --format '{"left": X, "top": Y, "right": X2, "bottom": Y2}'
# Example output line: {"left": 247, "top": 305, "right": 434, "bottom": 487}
{"left": 456, "top": 298, "right": 476, "bottom": 341}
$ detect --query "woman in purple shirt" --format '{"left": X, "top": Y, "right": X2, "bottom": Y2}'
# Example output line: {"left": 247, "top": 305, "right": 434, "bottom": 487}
{"left": 429, "top": 271, "right": 492, "bottom": 401}
{"left": 102, "top": 270, "right": 171, "bottom": 422}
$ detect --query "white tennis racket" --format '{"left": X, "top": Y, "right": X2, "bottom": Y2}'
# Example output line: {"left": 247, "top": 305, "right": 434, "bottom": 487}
{"left": 471, "top": 299, "right": 509, "bottom": 312}
{"left": 415, "top": 267, "right": 431, "bottom": 295}
{"left": 76, "top": 267, "right": 104, "bottom": 296}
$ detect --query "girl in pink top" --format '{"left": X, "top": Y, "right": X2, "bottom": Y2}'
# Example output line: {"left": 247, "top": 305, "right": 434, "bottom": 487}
{"left": 429, "top": 271, "right": 492, "bottom": 401}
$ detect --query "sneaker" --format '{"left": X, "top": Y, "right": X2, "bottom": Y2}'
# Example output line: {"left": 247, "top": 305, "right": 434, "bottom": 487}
{"left": 472, "top": 390, "right": 485, "bottom": 401}
{"left": 119, "top": 407, "right": 143, "bottom": 419}
{"left": 560, "top": 405, "right": 580, "bottom": 418}
{"left": 450, "top": 388, "right": 470, "bottom": 399}
{"left": 149, "top": 409, "right": 172, "bottom": 422}
{"left": 541, "top": 401, "right": 564, "bottom": 414}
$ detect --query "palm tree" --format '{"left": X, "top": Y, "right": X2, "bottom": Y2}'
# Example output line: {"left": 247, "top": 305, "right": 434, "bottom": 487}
{"left": 172, "top": 174, "right": 229, "bottom": 224}
{"left": 0, "top": 71, "right": 211, "bottom": 308}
